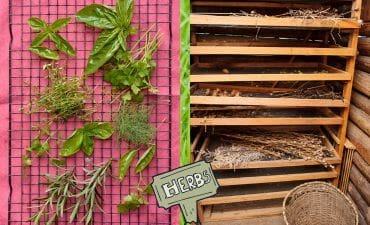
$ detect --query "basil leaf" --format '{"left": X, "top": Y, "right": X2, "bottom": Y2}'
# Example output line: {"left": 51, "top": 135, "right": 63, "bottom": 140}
{"left": 60, "top": 129, "right": 84, "bottom": 157}
{"left": 50, "top": 17, "right": 71, "bottom": 31}
{"left": 81, "top": 134, "right": 94, "bottom": 156}
{"left": 118, "top": 149, "right": 137, "bottom": 181}
{"left": 76, "top": 4, "right": 117, "bottom": 29}
{"left": 51, "top": 158, "right": 66, "bottom": 167}
{"left": 118, "top": 30, "right": 128, "bottom": 51}
{"left": 135, "top": 145, "right": 155, "bottom": 173}
{"left": 116, "top": 0, "right": 134, "bottom": 26}
{"left": 29, "top": 17, "right": 47, "bottom": 31}
{"left": 84, "top": 122, "right": 114, "bottom": 139}
{"left": 85, "top": 32, "right": 121, "bottom": 74}
{"left": 29, "top": 46, "right": 60, "bottom": 60}
{"left": 117, "top": 193, "right": 147, "bottom": 213}
{"left": 31, "top": 31, "right": 49, "bottom": 47}
{"left": 49, "top": 32, "right": 76, "bottom": 56}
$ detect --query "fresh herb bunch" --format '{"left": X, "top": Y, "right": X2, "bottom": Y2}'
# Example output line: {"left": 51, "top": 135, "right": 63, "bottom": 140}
{"left": 116, "top": 102, "right": 154, "bottom": 145}
{"left": 104, "top": 30, "right": 162, "bottom": 101}
{"left": 76, "top": 0, "right": 137, "bottom": 74}
{"left": 61, "top": 122, "right": 114, "bottom": 157}
{"left": 28, "top": 17, "right": 76, "bottom": 60}
{"left": 33, "top": 63, "right": 89, "bottom": 119}
{"left": 74, "top": 160, "right": 113, "bottom": 225}
{"left": 29, "top": 170, "right": 80, "bottom": 225}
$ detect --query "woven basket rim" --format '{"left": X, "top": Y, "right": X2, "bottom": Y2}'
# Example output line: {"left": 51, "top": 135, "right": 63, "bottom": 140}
{"left": 282, "top": 181, "right": 359, "bottom": 225}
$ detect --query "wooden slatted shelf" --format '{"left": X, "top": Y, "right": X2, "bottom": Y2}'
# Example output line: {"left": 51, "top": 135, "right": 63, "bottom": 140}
{"left": 190, "top": 46, "right": 356, "bottom": 56}
{"left": 191, "top": 96, "right": 348, "bottom": 107}
{"left": 190, "top": 14, "right": 361, "bottom": 29}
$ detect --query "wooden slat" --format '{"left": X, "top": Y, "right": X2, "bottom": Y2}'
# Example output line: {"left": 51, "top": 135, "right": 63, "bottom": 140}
{"left": 190, "top": 14, "right": 361, "bottom": 29}
{"left": 190, "top": 96, "right": 348, "bottom": 107}
{"left": 191, "top": 46, "right": 356, "bottom": 56}
{"left": 191, "top": 1, "right": 323, "bottom": 9}
{"left": 199, "top": 191, "right": 288, "bottom": 206}
{"left": 205, "top": 206, "right": 282, "bottom": 222}
{"left": 190, "top": 117, "right": 343, "bottom": 126}
{"left": 191, "top": 73, "right": 351, "bottom": 82}
{"left": 217, "top": 171, "right": 337, "bottom": 186}
{"left": 197, "top": 62, "right": 320, "bottom": 69}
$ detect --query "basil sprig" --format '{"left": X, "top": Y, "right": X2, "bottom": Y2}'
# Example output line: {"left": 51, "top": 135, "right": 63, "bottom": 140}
{"left": 28, "top": 17, "right": 76, "bottom": 60}
{"left": 76, "top": 0, "right": 136, "bottom": 74}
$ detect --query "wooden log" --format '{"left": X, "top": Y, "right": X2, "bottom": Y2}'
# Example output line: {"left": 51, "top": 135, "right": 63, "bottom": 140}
{"left": 348, "top": 182, "right": 370, "bottom": 224}
{"left": 354, "top": 70, "right": 370, "bottom": 97}
{"left": 353, "top": 152, "right": 370, "bottom": 181}
{"left": 360, "top": 23, "right": 370, "bottom": 37}
{"left": 347, "top": 121, "right": 370, "bottom": 165}
{"left": 356, "top": 55, "right": 370, "bottom": 73}
{"left": 351, "top": 90, "right": 370, "bottom": 115}
{"left": 361, "top": 0, "right": 370, "bottom": 22}
{"left": 358, "top": 37, "right": 370, "bottom": 56}
{"left": 349, "top": 105, "right": 370, "bottom": 136}
{"left": 350, "top": 165, "right": 370, "bottom": 205}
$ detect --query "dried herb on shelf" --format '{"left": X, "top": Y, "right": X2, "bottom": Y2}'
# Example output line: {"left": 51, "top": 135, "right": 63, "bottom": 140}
{"left": 76, "top": 0, "right": 136, "bottom": 74}
{"left": 118, "top": 149, "right": 138, "bottom": 181}
{"left": 117, "top": 192, "right": 148, "bottom": 213}
{"left": 28, "top": 17, "right": 76, "bottom": 60}
{"left": 29, "top": 170, "right": 80, "bottom": 225}
{"left": 116, "top": 102, "right": 154, "bottom": 145}
{"left": 73, "top": 160, "right": 112, "bottom": 225}
{"left": 61, "top": 122, "right": 114, "bottom": 157}
{"left": 135, "top": 145, "right": 155, "bottom": 173}
{"left": 31, "top": 63, "right": 90, "bottom": 120}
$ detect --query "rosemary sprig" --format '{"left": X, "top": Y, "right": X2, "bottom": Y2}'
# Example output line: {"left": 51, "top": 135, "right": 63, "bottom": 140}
{"left": 74, "top": 159, "right": 112, "bottom": 225}
{"left": 29, "top": 170, "right": 80, "bottom": 225}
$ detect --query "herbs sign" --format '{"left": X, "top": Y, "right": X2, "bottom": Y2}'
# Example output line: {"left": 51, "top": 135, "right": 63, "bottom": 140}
{"left": 152, "top": 161, "right": 219, "bottom": 223}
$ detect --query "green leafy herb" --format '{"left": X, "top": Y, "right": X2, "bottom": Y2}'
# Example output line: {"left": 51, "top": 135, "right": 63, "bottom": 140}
{"left": 60, "top": 122, "right": 114, "bottom": 157}
{"left": 143, "top": 183, "right": 154, "bottom": 195}
{"left": 116, "top": 102, "right": 154, "bottom": 145}
{"left": 76, "top": 0, "right": 136, "bottom": 74}
{"left": 104, "top": 29, "right": 161, "bottom": 99}
{"left": 118, "top": 149, "right": 138, "bottom": 181}
{"left": 74, "top": 160, "right": 112, "bottom": 225}
{"left": 135, "top": 145, "right": 155, "bottom": 173}
{"left": 28, "top": 17, "right": 76, "bottom": 59}
{"left": 50, "top": 158, "right": 66, "bottom": 167}
{"left": 33, "top": 63, "right": 89, "bottom": 119}
{"left": 117, "top": 192, "right": 147, "bottom": 213}
{"left": 29, "top": 170, "right": 80, "bottom": 225}
{"left": 27, "top": 139, "right": 51, "bottom": 157}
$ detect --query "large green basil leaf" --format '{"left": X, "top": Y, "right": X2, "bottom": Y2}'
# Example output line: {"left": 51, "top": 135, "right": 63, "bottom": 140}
{"left": 118, "top": 149, "right": 137, "bottom": 181}
{"left": 85, "top": 31, "right": 121, "bottom": 74}
{"left": 81, "top": 134, "right": 94, "bottom": 156}
{"left": 117, "top": 193, "right": 147, "bottom": 213}
{"left": 50, "top": 17, "right": 71, "bottom": 31}
{"left": 49, "top": 32, "right": 76, "bottom": 56}
{"left": 116, "top": 0, "right": 134, "bottom": 26}
{"left": 30, "top": 31, "right": 49, "bottom": 47}
{"left": 29, "top": 46, "right": 60, "bottom": 60}
{"left": 83, "top": 122, "right": 114, "bottom": 139}
{"left": 28, "top": 17, "right": 47, "bottom": 31}
{"left": 76, "top": 4, "right": 117, "bottom": 29}
{"left": 60, "top": 128, "right": 84, "bottom": 157}
{"left": 135, "top": 145, "right": 155, "bottom": 173}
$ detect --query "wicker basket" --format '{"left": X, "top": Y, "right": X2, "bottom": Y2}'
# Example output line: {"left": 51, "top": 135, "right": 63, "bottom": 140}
{"left": 283, "top": 181, "right": 358, "bottom": 225}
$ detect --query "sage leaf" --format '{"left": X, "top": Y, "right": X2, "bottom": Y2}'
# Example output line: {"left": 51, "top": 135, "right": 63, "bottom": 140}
{"left": 76, "top": 4, "right": 117, "bottom": 29}
{"left": 84, "top": 122, "right": 114, "bottom": 139}
{"left": 28, "top": 17, "right": 47, "bottom": 31}
{"left": 81, "top": 134, "right": 94, "bottom": 156}
{"left": 61, "top": 128, "right": 84, "bottom": 157}
{"left": 29, "top": 46, "right": 60, "bottom": 60}
{"left": 118, "top": 149, "right": 137, "bottom": 181}
{"left": 117, "top": 193, "right": 147, "bottom": 213}
{"left": 85, "top": 35, "right": 121, "bottom": 74}
{"left": 135, "top": 145, "right": 155, "bottom": 173}
{"left": 50, "top": 17, "right": 71, "bottom": 31}
{"left": 49, "top": 32, "right": 76, "bottom": 56}
{"left": 31, "top": 31, "right": 49, "bottom": 47}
